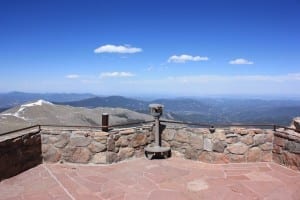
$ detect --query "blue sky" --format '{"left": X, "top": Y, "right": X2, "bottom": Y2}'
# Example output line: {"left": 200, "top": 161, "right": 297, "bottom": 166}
{"left": 0, "top": 0, "right": 300, "bottom": 97}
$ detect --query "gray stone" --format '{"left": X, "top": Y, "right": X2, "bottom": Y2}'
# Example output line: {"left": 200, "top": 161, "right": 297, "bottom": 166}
{"left": 170, "top": 141, "right": 182, "bottom": 148}
{"left": 43, "top": 146, "right": 61, "bottom": 163}
{"left": 285, "top": 141, "right": 300, "bottom": 153}
{"left": 293, "top": 118, "right": 300, "bottom": 132}
{"left": 212, "top": 140, "right": 226, "bottom": 153}
{"left": 91, "top": 152, "right": 107, "bottom": 164}
{"left": 42, "top": 144, "right": 50, "bottom": 153}
{"left": 226, "top": 136, "right": 239, "bottom": 144}
{"left": 107, "top": 137, "right": 115, "bottom": 151}
{"left": 54, "top": 134, "right": 70, "bottom": 148}
{"left": 106, "top": 152, "right": 118, "bottom": 163}
{"left": 227, "top": 142, "right": 248, "bottom": 155}
{"left": 254, "top": 134, "right": 265, "bottom": 145}
{"left": 203, "top": 138, "right": 213, "bottom": 151}
{"left": 189, "top": 134, "right": 203, "bottom": 150}
{"left": 69, "top": 135, "right": 91, "bottom": 147}
{"left": 185, "top": 147, "right": 200, "bottom": 160}
{"left": 162, "top": 129, "right": 176, "bottom": 141}
{"left": 88, "top": 141, "right": 106, "bottom": 153}
{"left": 259, "top": 142, "right": 273, "bottom": 151}
{"left": 48, "top": 136, "right": 60, "bottom": 144}
{"left": 240, "top": 135, "right": 254, "bottom": 145}
{"left": 41, "top": 135, "right": 49, "bottom": 144}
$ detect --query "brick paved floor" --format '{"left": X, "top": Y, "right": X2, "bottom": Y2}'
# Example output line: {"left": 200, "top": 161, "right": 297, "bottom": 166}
{"left": 0, "top": 157, "right": 299, "bottom": 200}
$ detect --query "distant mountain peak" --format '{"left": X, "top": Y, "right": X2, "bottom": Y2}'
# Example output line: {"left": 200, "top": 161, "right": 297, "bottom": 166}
{"left": 23, "top": 99, "right": 53, "bottom": 107}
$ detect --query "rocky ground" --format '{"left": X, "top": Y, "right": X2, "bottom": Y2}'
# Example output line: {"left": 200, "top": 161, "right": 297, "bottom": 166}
{"left": 0, "top": 100, "right": 152, "bottom": 134}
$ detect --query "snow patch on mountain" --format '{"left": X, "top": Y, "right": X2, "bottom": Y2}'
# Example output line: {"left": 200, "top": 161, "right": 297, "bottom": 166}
{"left": 0, "top": 100, "right": 53, "bottom": 120}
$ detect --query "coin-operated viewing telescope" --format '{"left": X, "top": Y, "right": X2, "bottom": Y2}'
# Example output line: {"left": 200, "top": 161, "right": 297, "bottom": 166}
{"left": 145, "top": 104, "right": 171, "bottom": 159}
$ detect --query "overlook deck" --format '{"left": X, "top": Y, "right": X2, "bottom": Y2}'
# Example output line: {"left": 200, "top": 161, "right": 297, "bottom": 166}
{"left": 1, "top": 156, "right": 299, "bottom": 200}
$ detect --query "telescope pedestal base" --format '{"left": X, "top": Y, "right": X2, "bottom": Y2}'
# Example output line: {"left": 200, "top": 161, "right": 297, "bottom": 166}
{"left": 144, "top": 145, "right": 171, "bottom": 160}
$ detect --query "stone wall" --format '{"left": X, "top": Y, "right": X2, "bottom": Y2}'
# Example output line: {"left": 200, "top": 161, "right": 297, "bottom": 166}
{"left": 273, "top": 129, "right": 300, "bottom": 170}
{"left": 1, "top": 123, "right": 299, "bottom": 181}
{"left": 162, "top": 126, "right": 274, "bottom": 163}
{"left": 41, "top": 125, "right": 154, "bottom": 164}
{"left": 0, "top": 127, "right": 42, "bottom": 181}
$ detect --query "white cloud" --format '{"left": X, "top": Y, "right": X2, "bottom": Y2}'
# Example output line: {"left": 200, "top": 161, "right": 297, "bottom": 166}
{"left": 229, "top": 58, "right": 254, "bottom": 65}
{"left": 168, "top": 54, "right": 209, "bottom": 63}
{"left": 100, "top": 72, "right": 135, "bottom": 78}
{"left": 94, "top": 44, "right": 142, "bottom": 54}
{"left": 65, "top": 74, "right": 80, "bottom": 79}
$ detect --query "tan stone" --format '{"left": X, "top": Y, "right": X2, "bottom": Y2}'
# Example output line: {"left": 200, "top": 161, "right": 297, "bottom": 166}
{"left": 189, "top": 134, "right": 203, "bottom": 150}
{"left": 175, "top": 131, "right": 189, "bottom": 143}
{"left": 213, "top": 130, "right": 226, "bottom": 141}
{"left": 226, "top": 136, "right": 239, "bottom": 144}
{"left": 272, "top": 145, "right": 282, "bottom": 154}
{"left": 115, "top": 136, "right": 129, "bottom": 147}
{"left": 261, "top": 151, "right": 272, "bottom": 162}
{"left": 88, "top": 141, "right": 106, "bottom": 153}
{"left": 273, "top": 136, "right": 286, "bottom": 147}
{"left": 265, "top": 132, "right": 273, "bottom": 142}
{"left": 91, "top": 152, "right": 107, "bottom": 164}
{"left": 118, "top": 147, "right": 134, "bottom": 160}
{"left": 282, "top": 151, "right": 300, "bottom": 170}
{"left": 94, "top": 131, "right": 109, "bottom": 137}
{"left": 227, "top": 142, "right": 248, "bottom": 155}
{"left": 212, "top": 152, "right": 229, "bottom": 164}
{"left": 259, "top": 142, "right": 273, "bottom": 151}
{"left": 198, "top": 151, "right": 212, "bottom": 163}
{"left": 132, "top": 134, "right": 147, "bottom": 147}
{"left": 94, "top": 136, "right": 108, "bottom": 144}
{"left": 69, "top": 148, "right": 91, "bottom": 163}
{"left": 240, "top": 135, "right": 254, "bottom": 145}
{"left": 228, "top": 154, "right": 246, "bottom": 163}
{"left": 247, "top": 147, "right": 261, "bottom": 162}
{"left": 119, "top": 128, "right": 135, "bottom": 135}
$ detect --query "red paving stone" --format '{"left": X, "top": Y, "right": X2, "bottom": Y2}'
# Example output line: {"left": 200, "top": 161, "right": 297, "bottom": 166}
{"left": 0, "top": 157, "right": 300, "bottom": 200}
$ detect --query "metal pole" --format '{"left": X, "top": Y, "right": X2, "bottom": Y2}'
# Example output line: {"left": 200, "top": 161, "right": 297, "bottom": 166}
{"left": 155, "top": 117, "right": 160, "bottom": 147}
{"left": 102, "top": 113, "right": 109, "bottom": 132}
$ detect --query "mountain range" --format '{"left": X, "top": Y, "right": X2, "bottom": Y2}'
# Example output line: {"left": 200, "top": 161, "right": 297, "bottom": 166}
{"left": 1, "top": 92, "right": 300, "bottom": 130}
{"left": 0, "top": 99, "right": 152, "bottom": 134}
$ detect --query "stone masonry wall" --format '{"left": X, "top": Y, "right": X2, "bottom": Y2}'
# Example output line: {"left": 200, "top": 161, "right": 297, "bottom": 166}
{"left": 1, "top": 124, "right": 299, "bottom": 182}
{"left": 273, "top": 129, "right": 300, "bottom": 170}
{"left": 41, "top": 125, "right": 154, "bottom": 164}
{"left": 161, "top": 126, "right": 274, "bottom": 163}
{"left": 0, "top": 127, "right": 42, "bottom": 181}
